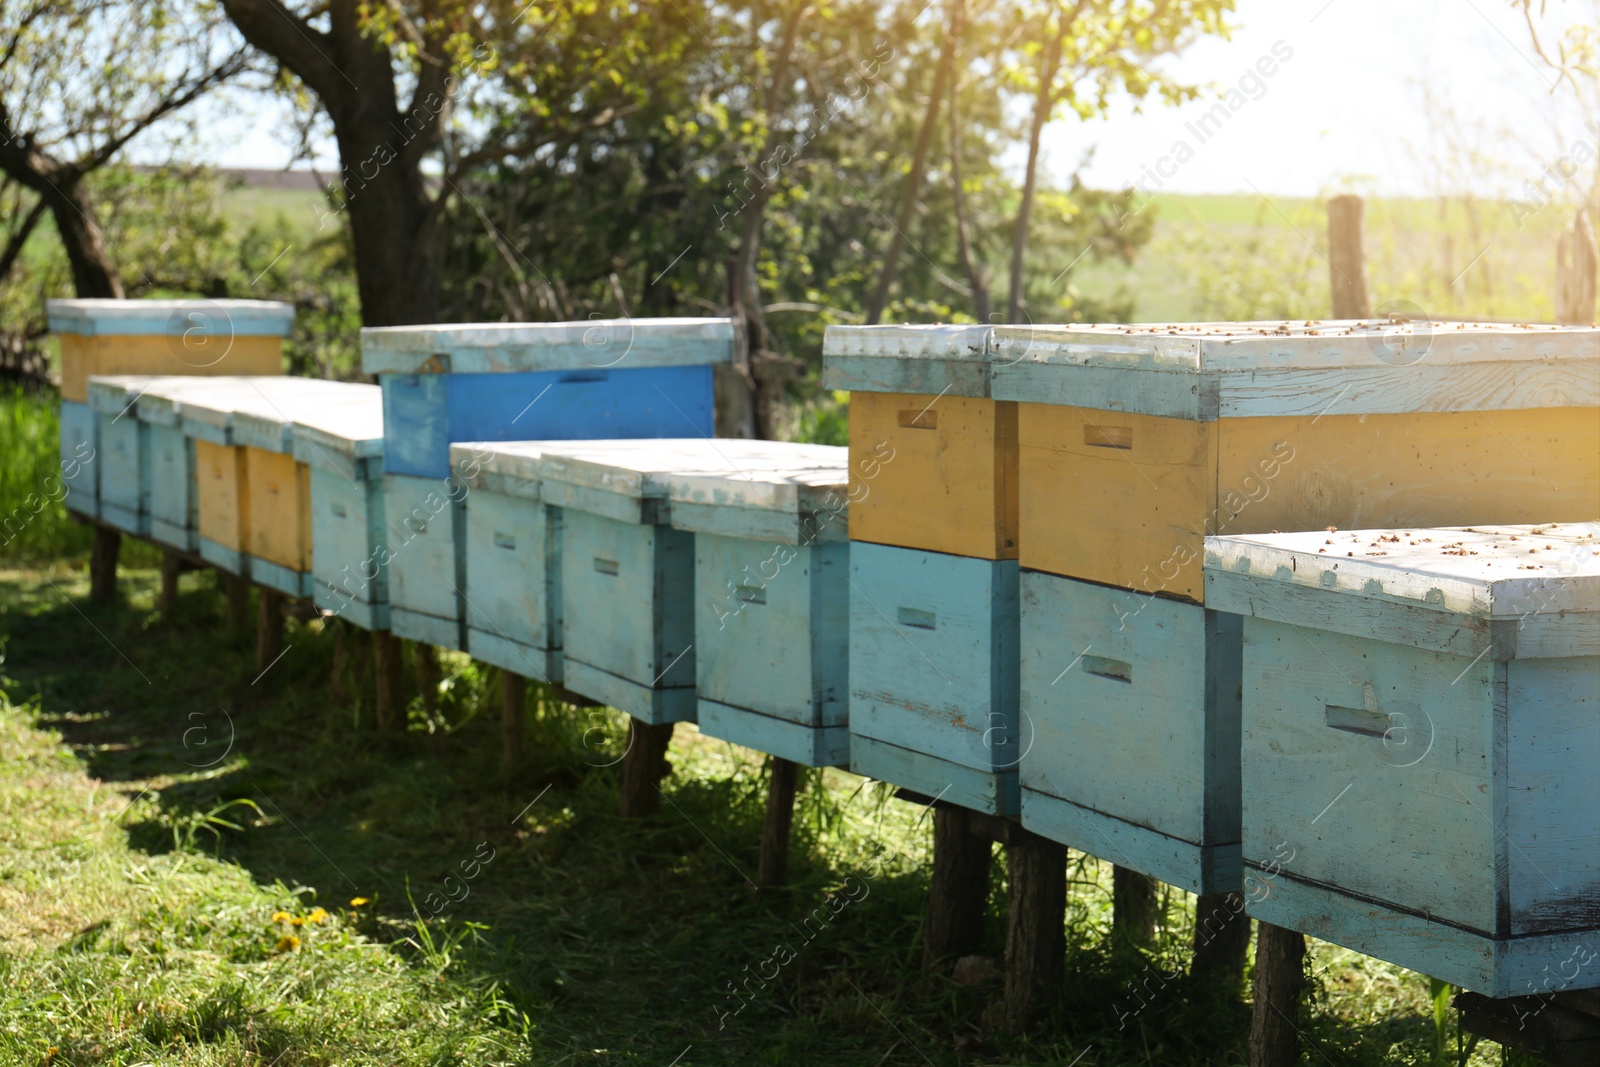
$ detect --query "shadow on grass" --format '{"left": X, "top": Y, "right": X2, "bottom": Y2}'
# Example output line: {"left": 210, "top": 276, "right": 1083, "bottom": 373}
{"left": 0, "top": 562, "right": 1461, "bottom": 1067}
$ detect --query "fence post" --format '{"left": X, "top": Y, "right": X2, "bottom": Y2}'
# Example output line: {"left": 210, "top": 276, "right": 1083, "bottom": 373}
{"left": 1327, "top": 194, "right": 1371, "bottom": 319}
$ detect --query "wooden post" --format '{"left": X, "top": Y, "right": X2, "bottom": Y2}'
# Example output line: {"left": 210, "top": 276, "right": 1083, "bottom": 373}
{"left": 255, "top": 589, "right": 285, "bottom": 677}
{"left": 1003, "top": 826, "right": 1066, "bottom": 1034}
{"left": 1112, "top": 865, "right": 1159, "bottom": 949}
{"left": 221, "top": 573, "right": 250, "bottom": 640}
{"left": 372, "top": 631, "right": 404, "bottom": 731}
{"left": 618, "top": 718, "right": 675, "bottom": 818}
{"left": 415, "top": 642, "right": 442, "bottom": 714}
{"left": 158, "top": 550, "right": 182, "bottom": 614}
{"left": 1190, "top": 891, "right": 1251, "bottom": 995}
{"left": 330, "top": 619, "right": 349, "bottom": 705}
{"left": 88, "top": 525, "right": 120, "bottom": 604}
{"left": 1327, "top": 194, "right": 1371, "bottom": 319}
{"left": 501, "top": 669, "right": 526, "bottom": 771}
{"left": 922, "top": 806, "right": 991, "bottom": 968}
{"left": 1248, "top": 922, "right": 1307, "bottom": 1067}
{"left": 1556, "top": 207, "right": 1597, "bottom": 325}
{"left": 756, "top": 756, "right": 800, "bottom": 886}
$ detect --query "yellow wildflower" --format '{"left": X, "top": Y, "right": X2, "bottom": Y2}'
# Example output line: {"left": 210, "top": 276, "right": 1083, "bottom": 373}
{"left": 307, "top": 907, "right": 329, "bottom": 924}
{"left": 288, "top": 915, "right": 305, "bottom": 927}
{"left": 270, "top": 910, "right": 292, "bottom": 924}
{"left": 350, "top": 897, "right": 370, "bottom": 906}
{"left": 274, "top": 934, "right": 301, "bottom": 953}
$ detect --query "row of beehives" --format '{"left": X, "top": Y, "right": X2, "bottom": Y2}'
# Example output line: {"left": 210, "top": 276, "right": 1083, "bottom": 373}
{"left": 52, "top": 301, "right": 1600, "bottom": 1002}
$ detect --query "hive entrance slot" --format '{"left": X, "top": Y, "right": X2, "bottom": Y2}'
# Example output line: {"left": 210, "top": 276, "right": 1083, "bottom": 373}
{"left": 735, "top": 583, "right": 767, "bottom": 605}
{"left": 593, "top": 557, "right": 620, "bottom": 576}
{"left": 1084, "top": 424, "right": 1133, "bottom": 449}
{"left": 494, "top": 532, "right": 517, "bottom": 550}
{"left": 897, "top": 408, "right": 938, "bottom": 430}
{"left": 1325, "top": 704, "right": 1389, "bottom": 739}
{"left": 897, "top": 606, "right": 936, "bottom": 630}
{"left": 1083, "top": 655, "right": 1133, "bottom": 683}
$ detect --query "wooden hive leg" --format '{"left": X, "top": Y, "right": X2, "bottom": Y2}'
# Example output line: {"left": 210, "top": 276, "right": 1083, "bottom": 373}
{"left": 159, "top": 550, "right": 182, "bottom": 614}
{"left": 1112, "top": 865, "right": 1159, "bottom": 950}
{"left": 256, "top": 589, "right": 285, "bottom": 678}
{"left": 1003, "top": 825, "right": 1067, "bottom": 1034}
{"left": 922, "top": 806, "right": 991, "bottom": 969}
{"left": 618, "top": 718, "right": 675, "bottom": 818}
{"left": 1248, "top": 922, "right": 1307, "bottom": 1067}
{"left": 1190, "top": 891, "right": 1251, "bottom": 996}
{"left": 330, "top": 619, "right": 349, "bottom": 705}
{"left": 757, "top": 756, "right": 800, "bottom": 887}
{"left": 222, "top": 572, "right": 250, "bottom": 640}
{"left": 89, "top": 525, "right": 121, "bottom": 604}
{"left": 416, "top": 642, "right": 442, "bottom": 714}
{"left": 372, "top": 631, "right": 404, "bottom": 731}
{"left": 501, "top": 669, "right": 526, "bottom": 771}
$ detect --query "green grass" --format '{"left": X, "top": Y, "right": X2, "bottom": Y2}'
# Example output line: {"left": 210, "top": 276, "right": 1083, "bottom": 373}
{"left": 0, "top": 560, "right": 1544, "bottom": 1067}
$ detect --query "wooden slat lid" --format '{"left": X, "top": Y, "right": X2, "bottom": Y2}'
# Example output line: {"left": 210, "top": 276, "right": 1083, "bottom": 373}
{"left": 822, "top": 324, "right": 993, "bottom": 397}
{"left": 360, "top": 317, "right": 736, "bottom": 375}
{"left": 47, "top": 298, "right": 294, "bottom": 337}
{"left": 530, "top": 439, "right": 841, "bottom": 506}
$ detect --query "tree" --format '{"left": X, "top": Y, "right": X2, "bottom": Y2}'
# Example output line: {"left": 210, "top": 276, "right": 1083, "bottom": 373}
{"left": 1005, "top": 0, "right": 1233, "bottom": 321}
{"left": 0, "top": 0, "right": 248, "bottom": 297}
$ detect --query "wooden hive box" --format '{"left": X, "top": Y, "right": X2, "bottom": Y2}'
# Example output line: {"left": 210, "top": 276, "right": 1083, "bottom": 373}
{"left": 449, "top": 441, "right": 561, "bottom": 683}
{"left": 849, "top": 543, "right": 1021, "bottom": 815}
{"left": 998, "top": 320, "right": 1600, "bottom": 893}
{"left": 822, "top": 324, "right": 1016, "bottom": 560}
{"left": 667, "top": 444, "right": 851, "bottom": 766}
{"left": 134, "top": 376, "right": 266, "bottom": 553}
{"left": 86, "top": 377, "right": 154, "bottom": 534}
{"left": 288, "top": 386, "right": 386, "bottom": 627}
{"left": 171, "top": 378, "right": 364, "bottom": 583}
{"left": 1206, "top": 523, "right": 1599, "bottom": 997}
{"left": 537, "top": 439, "right": 843, "bottom": 725}
{"left": 49, "top": 298, "right": 293, "bottom": 404}
{"left": 58, "top": 398, "right": 98, "bottom": 519}
{"left": 363, "top": 318, "right": 733, "bottom": 649}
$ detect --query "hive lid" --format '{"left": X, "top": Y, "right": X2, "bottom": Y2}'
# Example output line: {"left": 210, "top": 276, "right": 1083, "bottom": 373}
{"left": 821, "top": 324, "right": 994, "bottom": 397}
{"left": 665, "top": 442, "right": 848, "bottom": 515}
{"left": 138, "top": 377, "right": 357, "bottom": 449}
{"left": 988, "top": 320, "right": 1600, "bottom": 419}
{"left": 450, "top": 441, "right": 547, "bottom": 495}
{"left": 227, "top": 381, "right": 380, "bottom": 454}
{"left": 1205, "top": 522, "right": 1600, "bottom": 658}
{"left": 85, "top": 375, "right": 159, "bottom": 416}
{"left": 130, "top": 376, "right": 282, "bottom": 427}
{"left": 47, "top": 298, "right": 295, "bottom": 337}
{"left": 360, "top": 317, "right": 736, "bottom": 375}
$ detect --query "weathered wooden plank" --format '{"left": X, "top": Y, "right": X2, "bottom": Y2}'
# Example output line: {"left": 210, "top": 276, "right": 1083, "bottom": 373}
{"left": 819, "top": 323, "right": 994, "bottom": 397}
{"left": 359, "top": 316, "right": 735, "bottom": 375}
{"left": 850, "top": 734, "right": 1019, "bottom": 816}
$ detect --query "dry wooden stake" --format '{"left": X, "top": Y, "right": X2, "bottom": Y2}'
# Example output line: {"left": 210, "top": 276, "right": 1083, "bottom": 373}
{"left": 255, "top": 589, "right": 285, "bottom": 677}
{"left": 1003, "top": 826, "right": 1066, "bottom": 1034}
{"left": 756, "top": 756, "right": 799, "bottom": 886}
{"left": 501, "top": 669, "right": 526, "bottom": 771}
{"left": 1249, "top": 922, "right": 1307, "bottom": 1067}
{"left": 923, "top": 805, "right": 991, "bottom": 968}
{"left": 159, "top": 550, "right": 183, "bottom": 614}
{"left": 372, "top": 631, "right": 403, "bottom": 731}
{"left": 618, "top": 719, "right": 675, "bottom": 818}
{"left": 89, "top": 525, "right": 120, "bottom": 604}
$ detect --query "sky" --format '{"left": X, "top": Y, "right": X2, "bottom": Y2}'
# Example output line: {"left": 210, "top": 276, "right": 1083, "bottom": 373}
{"left": 192, "top": 0, "right": 1595, "bottom": 200}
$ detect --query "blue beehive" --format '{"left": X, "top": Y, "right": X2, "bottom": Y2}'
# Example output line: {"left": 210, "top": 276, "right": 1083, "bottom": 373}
{"left": 1207, "top": 523, "right": 1599, "bottom": 997}
{"left": 667, "top": 444, "right": 851, "bottom": 766}
{"left": 59, "top": 399, "right": 99, "bottom": 520}
{"left": 450, "top": 441, "right": 561, "bottom": 683}
{"left": 361, "top": 319, "right": 733, "bottom": 649}
{"left": 278, "top": 385, "right": 387, "bottom": 623}
{"left": 84, "top": 376, "right": 152, "bottom": 535}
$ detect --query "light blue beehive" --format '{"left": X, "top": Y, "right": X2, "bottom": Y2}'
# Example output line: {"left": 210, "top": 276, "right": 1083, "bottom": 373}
{"left": 667, "top": 444, "right": 851, "bottom": 766}
{"left": 84, "top": 376, "right": 153, "bottom": 535}
{"left": 1206, "top": 522, "right": 1600, "bottom": 997}
{"left": 449, "top": 441, "right": 562, "bottom": 683}
{"left": 363, "top": 319, "right": 734, "bottom": 650}
{"left": 58, "top": 398, "right": 99, "bottom": 520}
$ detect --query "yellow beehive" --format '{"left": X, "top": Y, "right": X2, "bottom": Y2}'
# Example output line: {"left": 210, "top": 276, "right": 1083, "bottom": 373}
{"left": 823, "top": 325, "right": 1014, "bottom": 560}
{"left": 992, "top": 320, "right": 1600, "bottom": 603}
{"left": 50, "top": 299, "right": 294, "bottom": 403}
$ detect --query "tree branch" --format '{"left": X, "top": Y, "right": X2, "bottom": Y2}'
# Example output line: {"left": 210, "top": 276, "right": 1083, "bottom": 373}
{"left": 218, "top": 0, "right": 347, "bottom": 103}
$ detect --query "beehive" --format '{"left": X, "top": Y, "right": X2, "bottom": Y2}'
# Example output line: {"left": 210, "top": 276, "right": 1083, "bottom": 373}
{"left": 822, "top": 325, "right": 1014, "bottom": 560}
{"left": 364, "top": 319, "right": 733, "bottom": 648}
{"left": 666, "top": 444, "right": 851, "bottom": 766}
{"left": 58, "top": 399, "right": 98, "bottom": 519}
{"left": 288, "top": 388, "right": 387, "bottom": 626}
{"left": 999, "top": 320, "right": 1600, "bottom": 891}
{"left": 848, "top": 543, "right": 1021, "bottom": 814}
{"left": 170, "top": 378, "right": 368, "bottom": 583}
{"left": 449, "top": 442, "right": 561, "bottom": 682}
{"left": 84, "top": 376, "right": 152, "bottom": 534}
{"left": 49, "top": 298, "right": 292, "bottom": 404}
{"left": 990, "top": 320, "right": 1600, "bottom": 602}
{"left": 535, "top": 439, "right": 848, "bottom": 725}
{"left": 1206, "top": 523, "right": 1599, "bottom": 997}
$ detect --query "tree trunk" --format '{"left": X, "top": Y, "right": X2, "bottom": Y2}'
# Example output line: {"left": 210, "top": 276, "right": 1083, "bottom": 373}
{"left": 1556, "top": 207, "right": 1597, "bottom": 325}
{"left": 89, "top": 526, "right": 121, "bottom": 604}
{"left": 159, "top": 550, "right": 183, "bottom": 614}
{"left": 1004, "top": 827, "right": 1066, "bottom": 1034}
{"left": 757, "top": 756, "right": 800, "bottom": 886}
{"left": 330, "top": 124, "right": 439, "bottom": 325}
{"left": 1008, "top": 32, "right": 1064, "bottom": 323}
{"left": 923, "top": 805, "right": 991, "bottom": 967}
{"left": 618, "top": 719, "right": 675, "bottom": 818}
{"left": 946, "top": 0, "right": 990, "bottom": 324}
{"left": 1190, "top": 891, "right": 1251, "bottom": 995}
{"left": 1249, "top": 923, "right": 1307, "bottom": 1067}
{"left": 1327, "top": 194, "right": 1371, "bottom": 319}
{"left": 501, "top": 669, "right": 526, "bottom": 771}
{"left": 1112, "top": 865, "right": 1159, "bottom": 949}
{"left": 866, "top": 3, "right": 960, "bottom": 324}
{"left": 255, "top": 589, "right": 284, "bottom": 678}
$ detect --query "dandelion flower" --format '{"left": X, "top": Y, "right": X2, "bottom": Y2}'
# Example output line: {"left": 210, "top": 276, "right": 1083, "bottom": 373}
{"left": 350, "top": 897, "right": 370, "bottom": 907}
{"left": 274, "top": 934, "right": 301, "bottom": 953}
{"left": 270, "top": 910, "right": 292, "bottom": 924}
{"left": 288, "top": 915, "right": 305, "bottom": 927}
{"left": 307, "top": 907, "right": 329, "bottom": 924}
